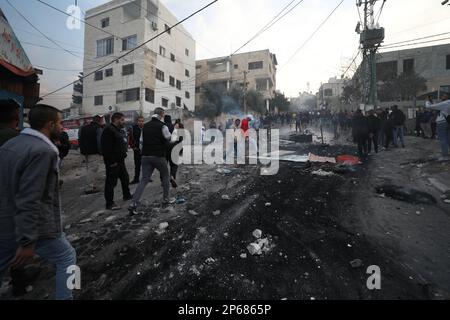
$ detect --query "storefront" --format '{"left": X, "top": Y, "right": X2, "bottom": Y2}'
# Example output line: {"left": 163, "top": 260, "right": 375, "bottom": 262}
{"left": 0, "top": 8, "right": 40, "bottom": 127}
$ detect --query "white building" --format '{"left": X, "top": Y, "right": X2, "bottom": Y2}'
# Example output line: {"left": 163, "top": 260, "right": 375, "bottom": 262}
{"left": 82, "top": 0, "right": 196, "bottom": 119}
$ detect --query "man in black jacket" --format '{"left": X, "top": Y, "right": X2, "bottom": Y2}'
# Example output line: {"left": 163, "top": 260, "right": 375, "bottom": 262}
{"left": 101, "top": 113, "right": 132, "bottom": 211}
{"left": 79, "top": 115, "right": 103, "bottom": 194}
{"left": 129, "top": 108, "right": 173, "bottom": 214}
{"left": 352, "top": 109, "right": 370, "bottom": 159}
{"left": 367, "top": 110, "right": 381, "bottom": 154}
{"left": 0, "top": 99, "right": 20, "bottom": 147}
{"left": 129, "top": 117, "right": 145, "bottom": 185}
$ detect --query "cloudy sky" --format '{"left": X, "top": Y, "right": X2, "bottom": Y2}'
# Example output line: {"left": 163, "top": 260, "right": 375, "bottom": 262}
{"left": 1, "top": 0, "right": 449, "bottom": 109}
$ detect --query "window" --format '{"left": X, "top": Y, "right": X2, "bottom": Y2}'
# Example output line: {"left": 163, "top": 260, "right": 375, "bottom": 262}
{"left": 176, "top": 80, "right": 181, "bottom": 90}
{"left": 97, "top": 37, "right": 114, "bottom": 57}
{"left": 249, "top": 61, "right": 263, "bottom": 70}
{"left": 94, "top": 96, "right": 103, "bottom": 106}
{"left": 176, "top": 96, "right": 181, "bottom": 107}
{"left": 162, "top": 98, "right": 169, "bottom": 108}
{"left": 159, "top": 46, "right": 166, "bottom": 57}
{"left": 185, "top": 69, "right": 190, "bottom": 77}
{"left": 185, "top": 49, "right": 189, "bottom": 56}
{"left": 116, "top": 88, "right": 140, "bottom": 103}
{"left": 169, "top": 76, "right": 175, "bottom": 87}
{"left": 105, "top": 68, "right": 113, "bottom": 77}
{"left": 324, "top": 89, "right": 333, "bottom": 97}
{"left": 403, "top": 59, "right": 414, "bottom": 74}
{"left": 234, "top": 64, "right": 238, "bottom": 69}
{"left": 195, "top": 87, "right": 201, "bottom": 94}
{"left": 101, "top": 18, "right": 110, "bottom": 28}
{"left": 156, "top": 69, "right": 165, "bottom": 82}
{"left": 145, "top": 88, "right": 155, "bottom": 103}
{"left": 185, "top": 91, "right": 190, "bottom": 99}
{"left": 377, "top": 61, "right": 398, "bottom": 81}
{"left": 447, "top": 55, "right": 450, "bottom": 70}
{"left": 171, "top": 53, "right": 175, "bottom": 62}
{"left": 94, "top": 71, "right": 103, "bottom": 81}
{"left": 165, "top": 24, "right": 171, "bottom": 34}
{"left": 122, "top": 64, "right": 134, "bottom": 76}
{"left": 122, "top": 35, "right": 137, "bottom": 51}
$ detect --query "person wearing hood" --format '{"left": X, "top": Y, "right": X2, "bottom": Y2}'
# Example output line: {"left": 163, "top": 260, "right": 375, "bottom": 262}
{"left": 129, "top": 108, "right": 174, "bottom": 215}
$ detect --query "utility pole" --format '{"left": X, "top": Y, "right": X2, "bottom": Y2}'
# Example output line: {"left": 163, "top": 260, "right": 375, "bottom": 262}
{"left": 356, "top": 0, "right": 385, "bottom": 111}
{"left": 243, "top": 71, "right": 248, "bottom": 115}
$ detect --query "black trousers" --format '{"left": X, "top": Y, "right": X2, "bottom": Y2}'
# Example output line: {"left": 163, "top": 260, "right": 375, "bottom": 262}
{"left": 431, "top": 122, "right": 437, "bottom": 138}
{"left": 104, "top": 161, "right": 131, "bottom": 207}
{"left": 133, "top": 149, "right": 142, "bottom": 181}
{"left": 368, "top": 133, "right": 379, "bottom": 154}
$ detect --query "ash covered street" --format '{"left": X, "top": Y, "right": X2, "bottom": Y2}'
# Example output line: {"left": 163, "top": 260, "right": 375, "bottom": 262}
{"left": 2, "top": 125, "right": 449, "bottom": 300}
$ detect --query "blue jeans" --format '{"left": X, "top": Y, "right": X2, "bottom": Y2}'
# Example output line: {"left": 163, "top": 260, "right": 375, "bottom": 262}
{"left": 393, "top": 126, "right": 405, "bottom": 147}
{"left": 0, "top": 233, "right": 76, "bottom": 300}
{"left": 436, "top": 122, "right": 450, "bottom": 157}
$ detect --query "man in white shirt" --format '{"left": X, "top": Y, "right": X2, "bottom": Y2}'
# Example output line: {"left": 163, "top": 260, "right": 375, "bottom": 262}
{"left": 426, "top": 92, "right": 450, "bottom": 160}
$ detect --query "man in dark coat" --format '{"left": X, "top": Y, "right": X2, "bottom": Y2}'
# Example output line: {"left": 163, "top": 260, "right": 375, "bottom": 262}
{"left": 101, "top": 113, "right": 132, "bottom": 210}
{"left": 129, "top": 116, "right": 145, "bottom": 184}
{"left": 352, "top": 109, "right": 370, "bottom": 159}
{"left": 367, "top": 110, "right": 381, "bottom": 154}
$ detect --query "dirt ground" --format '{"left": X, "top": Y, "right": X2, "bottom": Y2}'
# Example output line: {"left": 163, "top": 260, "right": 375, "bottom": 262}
{"left": 1, "top": 125, "right": 449, "bottom": 300}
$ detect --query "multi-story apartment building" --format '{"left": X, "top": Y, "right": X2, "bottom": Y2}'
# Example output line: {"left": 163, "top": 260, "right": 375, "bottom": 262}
{"left": 376, "top": 43, "right": 450, "bottom": 101}
{"left": 82, "top": 0, "right": 196, "bottom": 119}
{"left": 317, "top": 77, "right": 346, "bottom": 111}
{"left": 195, "top": 49, "right": 277, "bottom": 113}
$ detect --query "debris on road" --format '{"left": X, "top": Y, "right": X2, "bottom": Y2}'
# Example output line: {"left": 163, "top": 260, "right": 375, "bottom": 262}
{"left": 155, "top": 222, "right": 169, "bottom": 235}
{"left": 213, "top": 210, "right": 221, "bottom": 216}
{"left": 308, "top": 153, "right": 337, "bottom": 164}
{"left": 350, "top": 259, "right": 363, "bottom": 268}
{"left": 217, "top": 168, "right": 232, "bottom": 174}
{"left": 189, "top": 210, "right": 200, "bottom": 216}
{"left": 252, "top": 229, "right": 263, "bottom": 239}
{"left": 311, "top": 169, "right": 336, "bottom": 177}
{"left": 336, "top": 155, "right": 361, "bottom": 166}
{"left": 222, "top": 195, "right": 231, "bottom": 200}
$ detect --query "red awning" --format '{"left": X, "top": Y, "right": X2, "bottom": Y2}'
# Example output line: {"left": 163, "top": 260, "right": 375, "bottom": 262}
{"left": 0, "top": 58, "right": 36, "bottom": 77}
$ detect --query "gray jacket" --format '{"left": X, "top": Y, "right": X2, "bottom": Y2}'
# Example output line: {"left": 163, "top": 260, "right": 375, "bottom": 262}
{"left": 0, "top": 132, "right": 62, "bottom": 246}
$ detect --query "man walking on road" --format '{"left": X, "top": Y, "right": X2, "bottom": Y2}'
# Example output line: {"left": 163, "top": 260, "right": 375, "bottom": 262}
{"left": 129, "top": 116, "right": 145, "bottom": 185}
{"left": 101, "top": 113, "right": 132, "bottom": 211}
{"left": 79, "top": 115, "right": 103, "bottom": 194}
{"left": 0, "top": 105, "right": 77, "bottom": 300}
{"left": 367, "top": 109, "right": 381, "bottom": 154}
{"left": 352, "top": 109, "right": 370, "bottom": 159}
{"left": 129, "top": 108, "right": 174, "bottom": 214}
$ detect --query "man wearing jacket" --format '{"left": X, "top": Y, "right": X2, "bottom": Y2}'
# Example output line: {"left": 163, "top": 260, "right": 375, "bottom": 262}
{"left": 129, "top": 108, "right": 173, "bottom": 215}
{"left": 79, "top": 115, "right": 103, "bottom": 194}
{"left": 367, "top": 110, "right": 381, "bottom": 154}
{"left": 390, "top": 105, "right": 406, "bottom": 148}
{"left": 101, "top": 113, "right": 132, "bottom": 211}
{"left": 352, "top": 109, "right": 370, "bottom": 159}
{"left": 0, "top": 104, "right": 77, "bottom": 300}
{"left": 426, "top": 92, "right": 450, "bottom": 160}
{"left": 129, "top": 116, "right": 145, "bottom": 185}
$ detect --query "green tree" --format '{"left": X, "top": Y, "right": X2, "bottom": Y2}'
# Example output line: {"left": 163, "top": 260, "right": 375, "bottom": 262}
{"left": 246, "top": 89, "right": 266, "bottom": 114}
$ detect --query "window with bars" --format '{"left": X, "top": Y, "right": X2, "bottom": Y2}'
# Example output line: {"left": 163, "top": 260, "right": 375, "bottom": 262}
{"left": 176, "top": 96, "right": 181, "bottom": 107}
{"left": 249, "top": 61, "right": 263, "bottom": 70}
{"left": 122, "top": 64, "right": 134, "bottom": 76}
{"left": 169, "top": 76, "right": 175, "bottom": 87}
{"left": 101, "top": 18, "right": 109, "bottom": 28}
{"left": 94, "top": 96, "right": 103, "bottom": 106}
{"left": 116, "top": 88, "right": 140, "bottom": 103}
{"left": 176, "top": 80, "right": 181, "bottom": 90}
{"left": 156, "top": 69, "right": 165, "bottom": 82}
{"left": 185, "top": 69, "right": 190, "bottom": 77}
{"left": 94, "top": 71, "right": 103, "bottom": 81}
{"left": 185, "top": 91, "right": 190, "bottom": 99}
{"left": 105, "top": 68, "right": 113, "bottom": 77}
{"left": 171, "top": 53, "right": 175, "bottom": 62}
{"left": 162, "top": 98, "right": 169, "bottom": 108}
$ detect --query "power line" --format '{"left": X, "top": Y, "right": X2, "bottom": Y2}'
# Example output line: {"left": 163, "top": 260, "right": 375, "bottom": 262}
{"left": 382, "top": 31, "right": 450, "bottom": 47}
{"left": 34, "top": 64, "right": 82, "bottom": 72}
{"left": 341, "top": 49, "right": 361, "bottom": 78}
{"left": 380, "top": 37, "right": 450, "bottom": 50}
{"left": 281, "top": 0, "right": 345, "bottom": 69}
{"left": 35, "top": 0, "right": 122, "bottom": 40}
{"left": 6, "top": 0, "right": 84, "bottom": 61}
{"left": 40, "top": 0, "right": 220, "bottom": 98}
{"left": 232, "top": 0, "right": 305, "bottom": 56}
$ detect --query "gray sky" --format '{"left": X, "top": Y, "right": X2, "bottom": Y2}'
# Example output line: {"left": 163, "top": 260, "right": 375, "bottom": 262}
{"left": 2, "top": 0, "right": 449, "bottom": 108}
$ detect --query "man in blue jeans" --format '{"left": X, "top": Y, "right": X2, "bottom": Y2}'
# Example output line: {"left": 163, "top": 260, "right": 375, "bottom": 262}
{"left": 389, "top": 105, "right": 406, "bottom": 148}
{"left": 0, "top": 105, "right": 76, "bottom": 300}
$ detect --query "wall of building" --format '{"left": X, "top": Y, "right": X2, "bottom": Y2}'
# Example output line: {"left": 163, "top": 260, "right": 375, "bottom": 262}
{"left": 195, "top": 50, "right": 277, "bottom": 113}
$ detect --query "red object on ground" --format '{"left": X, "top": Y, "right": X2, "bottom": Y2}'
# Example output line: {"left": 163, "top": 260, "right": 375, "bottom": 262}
{"left": 336, "top": 155, "right": 361, "bottom": 166}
